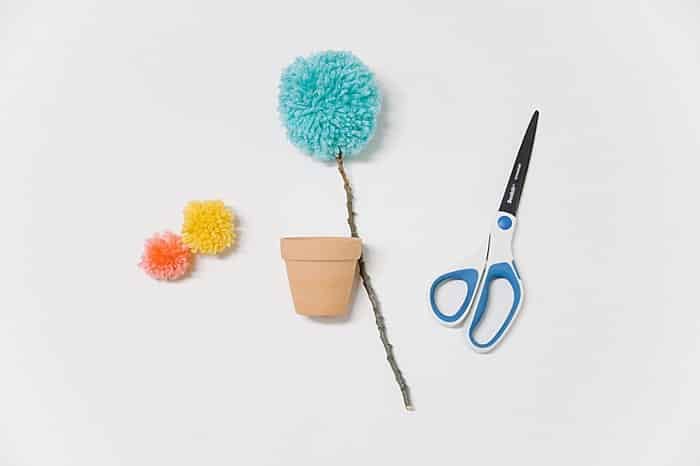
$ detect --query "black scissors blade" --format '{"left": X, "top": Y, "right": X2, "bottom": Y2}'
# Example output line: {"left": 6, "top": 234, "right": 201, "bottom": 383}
{"left": 498, "top": 110, "right": 539, "bottom": 216}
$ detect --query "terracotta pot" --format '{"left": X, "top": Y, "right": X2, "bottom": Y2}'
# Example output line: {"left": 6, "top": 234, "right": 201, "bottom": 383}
{"left": 281, "top": 237, "right": 362, "bottom": 317}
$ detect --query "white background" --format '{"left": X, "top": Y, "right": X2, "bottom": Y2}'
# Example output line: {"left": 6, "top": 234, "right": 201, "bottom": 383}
{"left": 1, "top": 1, "right": 698, "bottom": 464}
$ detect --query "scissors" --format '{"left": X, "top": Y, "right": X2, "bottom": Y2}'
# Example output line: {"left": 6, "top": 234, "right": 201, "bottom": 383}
{"left": 429, "top": 111, "right": 539, "bottom": 352}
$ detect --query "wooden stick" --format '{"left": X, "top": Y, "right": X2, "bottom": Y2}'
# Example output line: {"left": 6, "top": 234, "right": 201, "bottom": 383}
{"left": 336, "top": 155, "right": 413, "bottom": 411}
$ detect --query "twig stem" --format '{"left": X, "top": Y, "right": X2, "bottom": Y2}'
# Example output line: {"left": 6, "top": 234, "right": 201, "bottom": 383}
{"left": 336, "top": 155, "right": 413, "bottom": 411}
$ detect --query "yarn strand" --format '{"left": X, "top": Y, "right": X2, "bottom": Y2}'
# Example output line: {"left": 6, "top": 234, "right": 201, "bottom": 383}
{"left": 336, "top": 155, "right": 413, "bottom": 411}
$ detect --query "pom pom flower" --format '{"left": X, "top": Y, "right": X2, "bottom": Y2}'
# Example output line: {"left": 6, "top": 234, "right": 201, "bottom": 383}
{"left": 278, "top": 50, "right": 381, "bottom": 161}
{"left": 277, "top": 51, "right": 412, "bottom": 410}
{"left": 139, "top": 231, "right": 193, "bottom": 280}
{"left": 181, "top": 200, "right": 235, "bottom": 255}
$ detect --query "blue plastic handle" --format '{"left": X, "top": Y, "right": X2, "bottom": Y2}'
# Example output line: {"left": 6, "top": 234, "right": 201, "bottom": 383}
{"left": 468, "top": 262, "right": 522, "bottom": 349}
{"left": 430, "top": 269, "right": 479, "bottom": 324}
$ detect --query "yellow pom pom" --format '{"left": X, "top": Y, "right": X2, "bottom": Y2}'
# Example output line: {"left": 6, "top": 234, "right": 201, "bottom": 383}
{"left": 181, "top": 200, "right": 235, "bottom": 255}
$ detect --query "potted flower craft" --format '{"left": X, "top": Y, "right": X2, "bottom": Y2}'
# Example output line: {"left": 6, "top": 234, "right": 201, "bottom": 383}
{"left": 278, "top": 51, "right": 412, "bottom": 410}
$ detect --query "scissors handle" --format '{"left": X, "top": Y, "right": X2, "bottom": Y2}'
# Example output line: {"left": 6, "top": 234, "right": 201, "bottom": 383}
{"left": 430, "top": 268, "right": 480, "bottom": 326}
{"left": 467, "top": 260, "right": 523, "bottom": 352}
{"left": 464, "top": 212, "right": 523, "bottom": 351}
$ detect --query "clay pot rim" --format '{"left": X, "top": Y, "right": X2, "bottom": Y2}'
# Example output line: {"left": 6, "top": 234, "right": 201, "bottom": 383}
{"left": 281, "top": 236, "right": 362, "bottom": 262}
{"left": 281, "top": 236, "right": 360, "bottom": 240}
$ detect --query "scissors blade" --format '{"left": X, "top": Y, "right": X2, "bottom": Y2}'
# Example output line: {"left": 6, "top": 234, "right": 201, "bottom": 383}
{"left": 484, "top": 233, "right": 492, "bottom": 261}
{"left": 498, "top": 110, "right": 539, "bottom": 216}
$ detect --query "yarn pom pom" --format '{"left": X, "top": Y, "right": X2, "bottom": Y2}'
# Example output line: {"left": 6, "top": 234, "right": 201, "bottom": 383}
{"left": 181, "top": 200, "right": 235, "bottom": 255}
{"left": 139, "top": 231, "right": 193, "bottom": 280}
{"left": 278, "top": 50, "right": 381, "bottom": 161}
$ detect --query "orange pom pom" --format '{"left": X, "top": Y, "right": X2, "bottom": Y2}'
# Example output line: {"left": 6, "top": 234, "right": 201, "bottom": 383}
{"left": 139, "top": 231, "right": 193, "bottom": 280}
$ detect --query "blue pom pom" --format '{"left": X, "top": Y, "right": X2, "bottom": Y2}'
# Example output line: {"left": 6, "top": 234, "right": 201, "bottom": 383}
{"left": 278, "top": 51, "right": 381, "bottom": 161}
